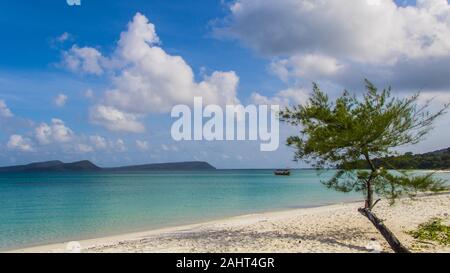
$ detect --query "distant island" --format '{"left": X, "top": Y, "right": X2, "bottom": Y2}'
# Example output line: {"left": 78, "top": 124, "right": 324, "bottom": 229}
{"left": 1, "top": 147, "right": 449, "bottom": 173}
{"left": 0, "top": 160, "right": 216, "bottom": 173}
{"left": 341, "top": 147, "right": 450, "bottom": 170}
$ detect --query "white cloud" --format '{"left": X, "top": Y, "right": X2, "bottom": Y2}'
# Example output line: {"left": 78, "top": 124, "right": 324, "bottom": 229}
{"left": 115, "top": 139, "right": 127, "bottom": 152}
{"left": 35, "top": 123, "right": 51, "bottom": 144}
{"left": 0, "top": 100, "right": 13, "bottom": 117}
{"left": 76, "top": 143, "right": 94, "bottom": 153}
{"left": 84, "top": 88, "right": 94, "bottom": 99}
{"left": 48, "top": 118, "right": 73, "bottom": 143}
{"left": 219, "top": 0, "right": 450, "bottom": 91}
{"left": 87, "top": 135, "right": 129, "bottom": 152}
{"left": 222, "top": 0, "right": 450, "bottom": 62}
{"left": 271, "top": 54, "right": 343, "bottom": 82}
{"left": 103, "top": 13, "right": 240, "bottom": 114}
{"left": 63, "top": 45, "right": 104, "bottom": 75}
{"left": 251, "top": 87, "right": 309, "bottom": 106}
{"left": 89, "top": 105, "right": 145, "bottom": 133}
{"left": 64, "top": 13, "right": 240, "bottom": 132}
{"left": 54, "top": 94, "right": 68, "bottom": 107}
{"left": 7, "top": 135, "right": 34, "bottom": 152}
{"left": 35, "top": 118, "right": 74, "bottom": 144}
{"left": 136, "top": 140, "right": 149, "bottom": 151}
{"left": 89, "top": 135, "right": 108, "bottom": 150}
{"left": 5, "top": 118, "right": 131, "bottom": 156}
{"left": 56, "top": 32, "right": 71, "bottom": 43}
{"left": 50, "top": 32, "right": 73, "bottom": 48}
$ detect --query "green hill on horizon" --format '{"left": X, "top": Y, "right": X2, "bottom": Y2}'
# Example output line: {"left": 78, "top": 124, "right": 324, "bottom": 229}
{"left": 341, "top": 147, "right": 450, "bottom": 170}
{"left": 0, "top": 160, "right": 216, "bottom": 173}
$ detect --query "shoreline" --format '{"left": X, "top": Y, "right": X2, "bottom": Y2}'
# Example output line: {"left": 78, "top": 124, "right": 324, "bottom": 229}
{"left": 8, "top": 193, "right": 450, "bottom": 253}
{"left": 6, "top": 200, "right": 363, "bottom": 253}
{"left": 2, "top": 198, "right": 364, "bottom": 252}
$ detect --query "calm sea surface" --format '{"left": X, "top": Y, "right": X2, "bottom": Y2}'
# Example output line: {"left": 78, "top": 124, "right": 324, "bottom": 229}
{"left": 0, "top": 169, "right": 448, "bottom": 250}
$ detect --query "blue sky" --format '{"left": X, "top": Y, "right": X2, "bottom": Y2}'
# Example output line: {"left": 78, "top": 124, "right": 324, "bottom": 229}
{"left": 0, "top": 0, "right": 449, "bottom": 168}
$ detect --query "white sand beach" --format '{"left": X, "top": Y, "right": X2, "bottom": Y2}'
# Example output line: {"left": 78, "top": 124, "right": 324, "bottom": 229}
{"left": 9, "top": 193, "right": 450, "bottom": 253}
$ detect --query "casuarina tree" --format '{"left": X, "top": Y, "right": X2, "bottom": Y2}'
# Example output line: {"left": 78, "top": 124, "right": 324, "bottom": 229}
{"left": 280, "top": 80, "right": 448, "bottom": 253}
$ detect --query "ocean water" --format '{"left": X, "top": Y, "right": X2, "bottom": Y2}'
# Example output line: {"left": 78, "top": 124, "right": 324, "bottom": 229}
{"left": 0, "top": 169, "right": 448, "bottom": 250}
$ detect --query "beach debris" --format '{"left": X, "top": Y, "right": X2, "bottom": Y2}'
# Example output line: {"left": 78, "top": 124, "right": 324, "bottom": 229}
{"left": 365, "top": 240, "right": 383, "bottom": 253}
{"left": 66, "top": 241, "right": 82, "bottom": 253}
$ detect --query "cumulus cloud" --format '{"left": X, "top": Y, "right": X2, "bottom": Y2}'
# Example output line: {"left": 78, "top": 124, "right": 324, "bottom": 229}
{"left": 222, "top": 0, "right": 450, "bottom": 61}
{"left": 219, "top": 0, "right": 450, "bottom": 91}
{"left": 250, "top": 87, "right": 309, "bottom": 106}
{"left": 271, "top": 54, "right": 343, "bottom": 82}
{"left": 56, "top": 32, "right": 71, "bottom": 43}
{"left": 63, "top": 45, "right": 104, "bottom": 75}
{"left": 76, "top": 143, "right": 94, "bottom": 153}
{"left": 47, "top": 118, "right": 73, "bottom": 143}
{"left": 78, "top": 136, "right": 127, "bottom": 153}
{"left": 90, "top": 105, "right": 145, "bottom": 133}
{"left": 54, "top": 94, "right": 68, "bottom": 107}
{"left": 104, "top": 13, "right": 240, "bottom": 113}
{"left": 50, "top": 32, "right": 73, "bottom": 48}
{"left": 35, "top": 118, "right": 74, "bottom": 144}
{"left": 87, "top": 135, "right": 129, "bottom": 152}
{"left": 64, "top": 12, "right": 240, "bottom": 132}
{"left": 0, "top": 100, "right": 13, "bottom": 117}
{"left": 7, "top": 135, "right": 34, "bottom": 152}
{"left": 4, "top": 114, "right": 129, "bottom": 157}
{"left": 89, "top": 135, "right": 108, "bottom": 150}
{"left": 115, "top": 139, "right": 127, "bottom": 152}
{"left": 84, "top": 88, "right": 94, "bottom": 99}
{"left": 136, "top": 140, "right": 149, "bottom": 151}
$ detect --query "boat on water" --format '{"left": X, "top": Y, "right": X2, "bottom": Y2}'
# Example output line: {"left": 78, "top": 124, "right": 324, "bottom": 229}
{"left": 274, "top": 169, "right": 291, "bottom": 176}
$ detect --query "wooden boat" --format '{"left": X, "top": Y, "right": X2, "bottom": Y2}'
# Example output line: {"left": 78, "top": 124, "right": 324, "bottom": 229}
{"left": 274, "top": 169, "right": 291, "bottom": 176}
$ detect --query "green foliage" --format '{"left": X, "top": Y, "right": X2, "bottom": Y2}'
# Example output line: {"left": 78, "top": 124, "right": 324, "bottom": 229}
{"left": 374, "top": 170, "right": 446, "bottom": 203}
{"left": 280, "top": 80, "right": 448, "bottom": 206}
{"left": 407, "top": 218, "right": 450, "bottom": 246}
{"left": 341, "top": 148, "right": 450, "bottom": 170}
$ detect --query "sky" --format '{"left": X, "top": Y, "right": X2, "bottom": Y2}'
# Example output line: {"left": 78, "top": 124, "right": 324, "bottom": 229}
{"left": 0, "top": 0, "right": 449, "bottom": 168}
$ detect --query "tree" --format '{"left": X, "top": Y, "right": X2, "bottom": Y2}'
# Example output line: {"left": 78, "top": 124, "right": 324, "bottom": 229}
{"left": 280, "top": 80, "right": 448, "bottom": 253}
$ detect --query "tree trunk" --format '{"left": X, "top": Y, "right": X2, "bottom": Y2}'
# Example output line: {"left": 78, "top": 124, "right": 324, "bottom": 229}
{"left": 363, "top": 152, "right": 376, "bottom": 209}
{"left": 358, "top": 207, "right": 411, "bottom": 253}
{"left": 365, "top": 181, "right": 373, "bottom": 209}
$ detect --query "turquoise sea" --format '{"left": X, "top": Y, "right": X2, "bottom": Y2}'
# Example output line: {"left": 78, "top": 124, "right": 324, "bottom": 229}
{"left": 0, "top": 169, "right": 448, "bottom": 250}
